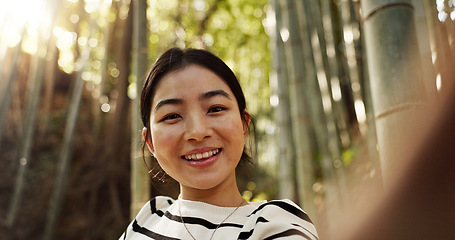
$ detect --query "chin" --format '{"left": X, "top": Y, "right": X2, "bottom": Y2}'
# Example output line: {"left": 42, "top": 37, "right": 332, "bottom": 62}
{"left": 182, "top": 177, "right": 226, "bottom": 191}
{"left": 186, "top": 181, "right": 220, "bottom": 190}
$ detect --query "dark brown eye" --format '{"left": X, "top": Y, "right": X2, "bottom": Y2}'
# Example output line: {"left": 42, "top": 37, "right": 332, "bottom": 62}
{"left": 208, "top": 106, "right": 226, "bottom": 113}
{"left": 162, "top": 113, "right": 181, "bottom": 121}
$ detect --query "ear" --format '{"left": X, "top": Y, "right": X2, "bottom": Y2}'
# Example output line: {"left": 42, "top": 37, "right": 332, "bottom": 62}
{"left": 142, "top": 127, "right": 155, "bottom": 155}
{"left": 242, "top": 110, "right": 251, "bottom": 137}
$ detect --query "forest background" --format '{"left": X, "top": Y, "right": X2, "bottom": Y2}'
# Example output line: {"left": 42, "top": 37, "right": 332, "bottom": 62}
{"left": 0, "top": 0, "right": 453, "bottom": 239}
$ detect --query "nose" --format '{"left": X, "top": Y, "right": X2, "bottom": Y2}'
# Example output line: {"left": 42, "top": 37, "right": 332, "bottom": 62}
{"left": 184, "top": 112, "right": 212, "bottom": 141}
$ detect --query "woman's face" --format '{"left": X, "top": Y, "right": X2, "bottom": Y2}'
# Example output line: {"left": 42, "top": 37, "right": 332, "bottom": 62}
{"left": 146, "top": 64, "right": 248, "bottom": 192}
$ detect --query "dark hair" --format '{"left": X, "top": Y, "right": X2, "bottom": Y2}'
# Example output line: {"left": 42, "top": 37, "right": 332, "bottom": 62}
{"left": 140, "top": 48, "right": 253, "bottom": 177}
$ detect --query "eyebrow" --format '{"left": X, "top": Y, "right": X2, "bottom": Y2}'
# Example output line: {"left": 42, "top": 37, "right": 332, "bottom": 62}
{"left": 200, "top": 89, "right": 232, "bottom": 101}
{"left": 153, "top": 89, "right": 232, "bottom": 113}
{"left": 153, "top": 98, "right": 183, "bottom": 113}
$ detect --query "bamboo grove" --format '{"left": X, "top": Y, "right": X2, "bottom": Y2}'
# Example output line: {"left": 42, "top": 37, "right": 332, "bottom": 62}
{"left": 0, "top": 0, "right": 454, "bottom": 239}
{"left": 270, "top": 0, "right": 454, "bottom": 224}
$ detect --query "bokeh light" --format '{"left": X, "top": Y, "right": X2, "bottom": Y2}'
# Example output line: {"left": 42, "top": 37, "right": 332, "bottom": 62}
{"left": 1, "top": 0, "right": 49, "bottom": 50}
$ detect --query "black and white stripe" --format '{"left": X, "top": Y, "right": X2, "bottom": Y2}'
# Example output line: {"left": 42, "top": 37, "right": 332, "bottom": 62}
{"left": 120, "top": 196, "right": 318, "bottom": 240}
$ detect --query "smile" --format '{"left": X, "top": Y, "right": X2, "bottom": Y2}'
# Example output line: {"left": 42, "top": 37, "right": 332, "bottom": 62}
{"left": 183, "top": 148, "right": 221, "bottom": 161}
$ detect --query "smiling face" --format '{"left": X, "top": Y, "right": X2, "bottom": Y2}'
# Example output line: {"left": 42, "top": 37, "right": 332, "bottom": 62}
{"left": 145, "top": 64, "right": 248, "bottom": 195}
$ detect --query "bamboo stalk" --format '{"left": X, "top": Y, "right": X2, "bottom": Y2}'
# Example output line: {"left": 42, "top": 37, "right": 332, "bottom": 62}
{"left": 43, "top": 14, "right": 94, "bottom": 240}
{"left": 7, "top": 0, "right": 61, "bottom": 227}
{"left": 91, "top": 0, "right": 113, "bottom": 139}
{"left": 0, "top": 41, "right": 23, "bottom": 147}
{"left": 362, "top": 0, "right": 427, "bottom": 183}
{"left": 320, "top": 0, "right": 352, "bottom": 150}
{"left": 279, "top": 0, "right": 317, "bottom": 219}
{"left": 271, "top": 0, "right": 296, "bottom": 201}
{"left": 412, "top": 0, "right": 437, "bottom": 99}
{"left": 43, "top": 63, "right": 86, "bottom": 240}
{"left": 6, "top": 34, "right": 49, "bottom": 228}
{"left": 130, "top": 0, "right": 150, "bottom": 219}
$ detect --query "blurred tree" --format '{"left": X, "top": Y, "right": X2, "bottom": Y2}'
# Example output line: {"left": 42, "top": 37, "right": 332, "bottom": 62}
{"left": 362, "top": 0, "right": 427, "bottom": 183}
{"left": 270, "top": 0, "right": 296, "bottom": 203}
{"left": 277, "top": 0, "right": 317, "bottom": 218}
{"left": 0, "top": 39, "right": 23, "bottom": 146}
{"left": 7, "top": 0, "right": 59, "bottom": 227}
{"left": 44, "top": 8, "right": 96, "bottom": 240}
{"left": 130, "top": 0, "right": 150, "bottom": 219}
{"left": 413, "top": 0, "right": 437, "bottom": 100}
{"left": 268, "top": 0, "right": 447, "bottom": 227}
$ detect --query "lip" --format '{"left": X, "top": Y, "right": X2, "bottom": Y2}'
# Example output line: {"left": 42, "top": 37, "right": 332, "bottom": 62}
{"left": 182, "top": 147, "right": 222, "bottom": 168}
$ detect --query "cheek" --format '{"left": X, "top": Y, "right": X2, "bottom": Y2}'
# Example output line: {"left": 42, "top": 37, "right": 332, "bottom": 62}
{"left": 151, "top": 126, "right": 179, "bottom": 155}
{"left": 151, "top": 127, "right": 180, "bottom": 173}
{"left": 223, "top": 116, "right": 247, "bottom": 147}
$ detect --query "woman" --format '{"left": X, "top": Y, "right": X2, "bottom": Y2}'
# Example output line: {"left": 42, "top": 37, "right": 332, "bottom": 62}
{"left": 120, "top": 48, "right": 318, "bottom": 240}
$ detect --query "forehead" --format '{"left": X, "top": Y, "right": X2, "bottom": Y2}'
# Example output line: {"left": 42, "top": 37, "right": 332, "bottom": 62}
{"left": 152, "top": 64, "right": 233, "bottom": 102}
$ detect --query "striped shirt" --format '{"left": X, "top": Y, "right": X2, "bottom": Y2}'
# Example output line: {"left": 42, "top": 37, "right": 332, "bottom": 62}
{"left": 120, "top": 196, "right": 318, "bottom": 240}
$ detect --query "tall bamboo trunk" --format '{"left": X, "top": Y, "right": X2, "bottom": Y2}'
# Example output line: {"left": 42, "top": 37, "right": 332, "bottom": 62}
{"left": 43, "top": 56, "right": 87, "bottom": 240}
{"left": 412, "top": 0, "right": 437, "bottom": 100}
{"left": 271, "top": 0, "right": 296, "bottom": 200}
{"left": 279, "top": 0, "right": 317, "bottom": 219}
{"left": 0, "top": 41, "right": 23, "bottom": 146}
{"left": 92, "top": 0, "right": 113, "bottom": 138}
{"left": 320, "top": 0, "right": 351, "bottom": 150}
{"left": 352, "top": 0, "right": 381, "bottom": 181}
{"left": 339, "top": 0, "right": 366, "bottom": 136}
{"left": 39, "top": 38, "right": 58, "bottom": 136}
{"left": 310, "top": 0, "right": 351, "bottom": 213}
{"left": 43, "top": 14, "right": 95, "bottom": 240}
{"left": 299, "top": 0, "right": 348, "bottom": 224}
{"left": 6, "top": 31, "right": 50, "bottom": 228}
{"left": 7, "top": 0, "right": 61, "bottom": 227}
{"left": 332, "top": 1, "right": 359, "bottom": 142}
{"left": 104, "top": 1, "right": 134, "bottom": 225}
{"left": 130, "top": 0, "right": 150, "bottom": 219}
{"left": 362, "top": 0, "right": 427, "bottom": 184}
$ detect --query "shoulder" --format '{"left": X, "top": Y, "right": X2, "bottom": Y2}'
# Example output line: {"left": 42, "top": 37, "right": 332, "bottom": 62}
{"left": 150, "top": 196, "right": 175, "bottom": 212}
{"left": 135, "top": 196, "right": 175, "bottom": 221}
{"left": 245, "top": 199, "right": 318, "bottom": 240}
{"left": 119, "top": 196, "right": 176, "bottom": 240}
{"left": 252, "top": 199, "right": 312, "bottom": 222}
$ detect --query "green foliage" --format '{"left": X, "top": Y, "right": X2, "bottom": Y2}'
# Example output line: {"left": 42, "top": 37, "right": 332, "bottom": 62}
{"left": 341, "top": 147, "right": 355, "bottom": 166}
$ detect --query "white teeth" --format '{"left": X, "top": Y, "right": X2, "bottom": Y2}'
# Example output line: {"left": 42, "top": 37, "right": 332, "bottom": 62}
{"left": 184, "top": 149, "right": 220, "bottom": 160}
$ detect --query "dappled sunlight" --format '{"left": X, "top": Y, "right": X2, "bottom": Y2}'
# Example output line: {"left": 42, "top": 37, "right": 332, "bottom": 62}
{"left": 0, "top": 0, "right": 114, "bottom": 75}
{"left": 54, "top": 27, "right": 77, "bottom": 73}
{"left": 437, "top": 0, "right": 455, "bottom": 21}
{"left": 1, "top": 0, "right": 50, "bottom": 51}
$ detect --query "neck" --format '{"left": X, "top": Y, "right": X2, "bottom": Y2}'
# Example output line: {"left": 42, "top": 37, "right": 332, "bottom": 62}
{"left": 179, "top": 177, "right": 246, "bottom": 207}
